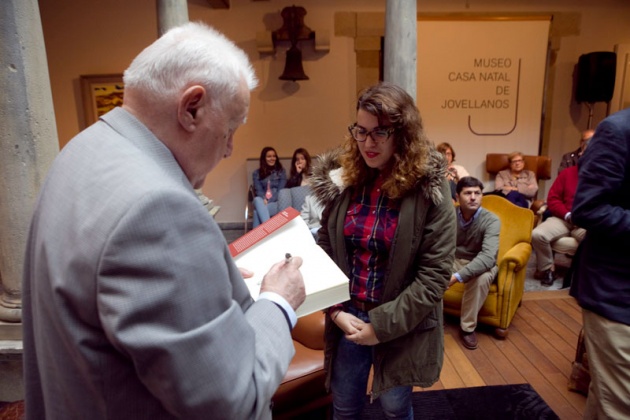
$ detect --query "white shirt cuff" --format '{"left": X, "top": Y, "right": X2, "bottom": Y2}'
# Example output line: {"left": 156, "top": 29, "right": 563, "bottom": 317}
{"left": 258, "top": 291, "right": 298, "bottom": 328}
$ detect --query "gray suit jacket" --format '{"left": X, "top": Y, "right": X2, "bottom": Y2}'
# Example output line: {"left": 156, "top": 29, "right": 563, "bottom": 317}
{"left": 22, "top": 108, "right": 294, "bottom": 419}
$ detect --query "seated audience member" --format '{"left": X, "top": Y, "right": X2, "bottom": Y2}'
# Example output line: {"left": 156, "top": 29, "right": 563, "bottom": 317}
{"left": 492, "top": 151, "right": 538, "bottom": 208}
{"left": 449, "top": 176, "right": 500, "bottom": 350}
{"left": 558, "top": 129, "right": 594, "bottom": 174}
{"left": 252, "top": 146, "right": 286, "bottom": 227}
{"left": 300, "top": 193, "right": 324, "bottom": 239}
{"left": 437, "top": 142, "right": 470, "bottom": 201}
{"left": 532, "top": 138, "right": 590, "bottom": 286}
{"left": 286, "top": 148, "right": 312, "bottom": 188}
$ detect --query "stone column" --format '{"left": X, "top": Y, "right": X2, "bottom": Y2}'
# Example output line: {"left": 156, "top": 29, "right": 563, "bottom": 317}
{"left": 384, "top": 0, "right": 417, "bottom": 98}
{"left": 0, "top": 0, "right": 59, "bottom": 336}
{"left": 156, "top": 0, "right": 189, "bottom": 36}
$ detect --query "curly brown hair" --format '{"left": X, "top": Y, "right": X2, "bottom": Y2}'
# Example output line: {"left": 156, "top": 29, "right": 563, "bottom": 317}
{"left": 340, "top": 82, "right": 432, "bottom": 199}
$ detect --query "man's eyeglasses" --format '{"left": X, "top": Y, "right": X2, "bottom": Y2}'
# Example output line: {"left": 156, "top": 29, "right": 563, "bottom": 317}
{"left": 510, "top": 159, "right": 524, "bottom": 164}
{"left": 348, "top": 123, "right": 395, "bottom": 143}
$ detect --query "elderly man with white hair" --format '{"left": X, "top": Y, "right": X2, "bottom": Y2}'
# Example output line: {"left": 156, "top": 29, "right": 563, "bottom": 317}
{"left": 22, "top": 22, "right": 305, "bottom": 420}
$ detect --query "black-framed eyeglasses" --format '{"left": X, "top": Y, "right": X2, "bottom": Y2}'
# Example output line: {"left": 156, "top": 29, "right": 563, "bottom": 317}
{"left": 348, "top": 123, "right": 395, "bottom": 143}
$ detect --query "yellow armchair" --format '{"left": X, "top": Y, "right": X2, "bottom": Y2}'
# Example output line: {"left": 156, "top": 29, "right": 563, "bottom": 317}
{"left": 443, "top": 194, "right": 534, "bottom": 338}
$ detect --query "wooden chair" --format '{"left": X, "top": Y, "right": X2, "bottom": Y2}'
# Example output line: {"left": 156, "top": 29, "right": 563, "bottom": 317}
{"left": 443, "top": 195, "right": 534, "bottom": 338}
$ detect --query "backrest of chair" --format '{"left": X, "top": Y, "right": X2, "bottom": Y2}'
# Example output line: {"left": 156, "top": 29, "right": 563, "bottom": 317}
{"left": 291, "top": 311, "right": 325, "bottom": 350}
{"left": 481, "top": 195, "right": 534, "bottom": 260}
{"left": 486, "top": 153, "right": 552, "bottom": 181}
{"left": 277, "top": 185, "right": 312, "bottom": 213}
{"left": 247, "top": 184, "right": 255, "bottom": 202}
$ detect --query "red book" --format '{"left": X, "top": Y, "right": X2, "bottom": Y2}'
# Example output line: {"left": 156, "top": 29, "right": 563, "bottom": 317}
{"left": 229, "top": 207, "right": 300, "bottom": 258}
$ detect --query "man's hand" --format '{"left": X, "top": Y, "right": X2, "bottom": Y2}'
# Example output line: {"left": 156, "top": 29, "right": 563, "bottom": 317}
{"left": 565, "top": 212, "right": 572, "bottom": 224}
{"left": 448, "top": 274, "right": 459, "bottom": 288}
{"left": 260, "top": 257, "right": 305, "bottom": 311}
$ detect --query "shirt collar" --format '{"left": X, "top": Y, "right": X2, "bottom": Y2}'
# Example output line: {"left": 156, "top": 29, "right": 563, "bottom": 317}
{"left": 457, "top": 206, "right": 482, "bottom": 228}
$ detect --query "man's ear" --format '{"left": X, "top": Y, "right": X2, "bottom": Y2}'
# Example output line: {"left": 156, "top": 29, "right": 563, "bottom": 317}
{"left": 178, "top": 85, "right": 206, "bottom": 132}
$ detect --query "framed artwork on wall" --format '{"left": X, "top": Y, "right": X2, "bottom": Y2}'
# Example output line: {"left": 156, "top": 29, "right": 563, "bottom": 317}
{"left": 80, "top": 74, "right": 124, "bottom": 127}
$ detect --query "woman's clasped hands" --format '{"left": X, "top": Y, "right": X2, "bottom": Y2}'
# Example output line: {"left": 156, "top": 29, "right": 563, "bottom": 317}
{"left": 332, "top": 310, "right": 380, "bottom": 346}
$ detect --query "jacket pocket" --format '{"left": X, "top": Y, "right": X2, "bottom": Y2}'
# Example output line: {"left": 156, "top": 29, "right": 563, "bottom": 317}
{"left": 415, "top": 307, "right": 439, "bottom": 331}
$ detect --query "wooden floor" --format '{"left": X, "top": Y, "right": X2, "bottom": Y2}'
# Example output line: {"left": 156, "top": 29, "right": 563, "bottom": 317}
{"left": 419, "top": 289, "right": 586, "bottom": 419}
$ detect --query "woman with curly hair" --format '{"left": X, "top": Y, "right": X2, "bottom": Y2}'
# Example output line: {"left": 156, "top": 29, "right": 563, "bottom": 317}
{"left": 311, "top": 82, "right": 456, "bottom": 419}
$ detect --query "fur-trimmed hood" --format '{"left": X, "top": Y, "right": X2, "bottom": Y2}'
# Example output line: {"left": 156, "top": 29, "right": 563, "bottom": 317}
{"left": 309, "top": 148, "right": 346, "bottom": 207}
{"left": 310, "top": 147, "right": 448, "bottom": 207}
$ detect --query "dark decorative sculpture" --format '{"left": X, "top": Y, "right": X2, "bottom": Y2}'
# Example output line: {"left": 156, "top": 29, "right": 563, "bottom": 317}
{"left": 273, "top": 6, "right": 314, "bottom": 81}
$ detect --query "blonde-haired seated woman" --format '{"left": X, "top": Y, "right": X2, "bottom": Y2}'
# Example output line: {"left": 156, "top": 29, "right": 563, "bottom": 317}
{"left": 492, "top": 151, "right": 538, "bottom": 208}
{"left": 436, "top": 142, "right": 469, "bottom": 201}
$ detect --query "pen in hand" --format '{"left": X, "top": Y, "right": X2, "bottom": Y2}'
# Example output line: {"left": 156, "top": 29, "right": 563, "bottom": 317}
{"left": 285, "top": 253, "right": 292, "bottom": 264}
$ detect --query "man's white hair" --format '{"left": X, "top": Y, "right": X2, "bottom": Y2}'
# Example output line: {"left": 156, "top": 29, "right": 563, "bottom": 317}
{"left": 123, "top": 21, "right": 257, "bottom": 107}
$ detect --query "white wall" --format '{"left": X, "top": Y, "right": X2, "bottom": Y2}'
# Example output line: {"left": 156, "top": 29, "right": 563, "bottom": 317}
{"left": 37, "top": 0, "right": 630, "bottom": 223}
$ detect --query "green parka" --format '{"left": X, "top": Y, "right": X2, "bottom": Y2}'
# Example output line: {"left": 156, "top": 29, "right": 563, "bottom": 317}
{"left": 311, "top": 148, "right": 456, "bottom": 398}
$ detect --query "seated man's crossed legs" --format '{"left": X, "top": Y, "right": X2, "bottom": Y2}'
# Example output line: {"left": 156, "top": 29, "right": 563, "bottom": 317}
{"left": 531, "top": 217, "right": 585, "bottom": 286}
{"left": 453, "top": 258, "right": 498, "bottom": 350}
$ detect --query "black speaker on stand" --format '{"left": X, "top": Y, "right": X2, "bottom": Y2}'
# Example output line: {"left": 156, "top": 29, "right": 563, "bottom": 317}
{"left": 575, "top": 51, "right": 617, "bottom": 128}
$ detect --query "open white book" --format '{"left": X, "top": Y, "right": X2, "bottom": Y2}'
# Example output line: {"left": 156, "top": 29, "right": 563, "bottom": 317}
{"left": 230, "top": 207, "right": 349, "bottom": 317}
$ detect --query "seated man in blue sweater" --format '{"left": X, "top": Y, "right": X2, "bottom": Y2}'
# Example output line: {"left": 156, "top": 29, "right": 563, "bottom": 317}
{"left": 449, "top": 177, "right": 501, "bottom": 350}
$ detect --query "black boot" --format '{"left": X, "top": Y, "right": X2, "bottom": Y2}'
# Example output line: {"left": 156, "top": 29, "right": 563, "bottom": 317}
{"left": 541, "top": 269, "right": 556, "bottom": 286}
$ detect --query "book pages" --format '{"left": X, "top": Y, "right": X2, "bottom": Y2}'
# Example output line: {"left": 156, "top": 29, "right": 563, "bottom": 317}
{"left": 231, "top": 208, "right": 349, "bottom": 317}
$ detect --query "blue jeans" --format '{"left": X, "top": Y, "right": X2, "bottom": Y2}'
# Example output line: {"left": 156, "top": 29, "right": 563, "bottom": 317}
{"left": 331, "top": 306, "right": 413, "bottom": 420}
{"left": 252, "top": 197, "right": 279, "bottom": 227}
